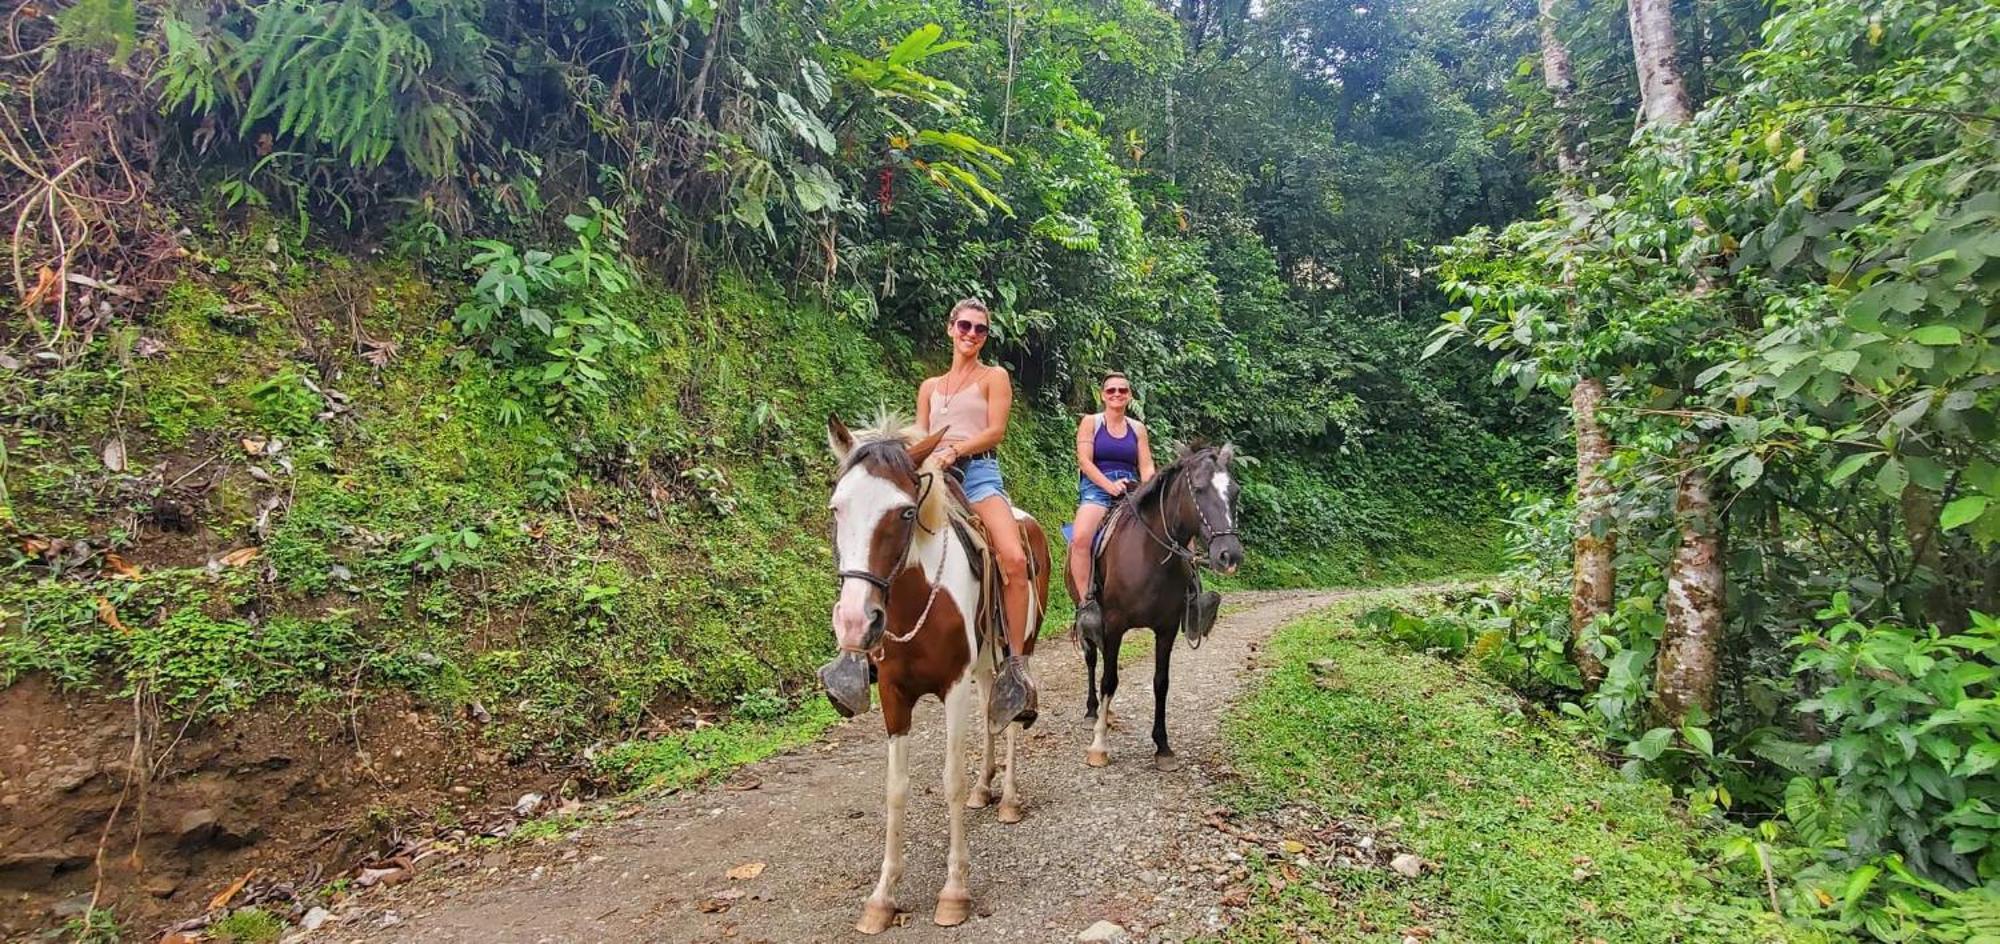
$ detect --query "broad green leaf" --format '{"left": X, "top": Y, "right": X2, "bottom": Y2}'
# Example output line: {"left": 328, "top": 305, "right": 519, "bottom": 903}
{"left": 1770, "top": 233, "right": 1805, "bottom": 271}
{"left": 1730, "top": 453, "right": 1764, "bottom": 490}
{"left": 1684, "top": 726, "right": 1715, "bottom": 757}
{"left": 1911, "top": 325, "right": 1962, "bottom": 346}
{"left": 1830, "top": 451, "right": 1878, "bottom": 484}
{"left": 1875, "top": 456, "right": 1908, "bottom": 500}
{"left": 1630, "top": 727, "right": 1674, "bottom": 762}
{"left": 1942, "top": 497, "right": 1991, "bottom": 532}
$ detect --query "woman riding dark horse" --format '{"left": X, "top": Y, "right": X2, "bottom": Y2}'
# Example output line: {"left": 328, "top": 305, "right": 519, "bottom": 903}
{"left": 1070, "top": 371, "right": 1154, "bottom": 637}
{"left": 1069, "top": 444, "right": 1244, "bottom": 770}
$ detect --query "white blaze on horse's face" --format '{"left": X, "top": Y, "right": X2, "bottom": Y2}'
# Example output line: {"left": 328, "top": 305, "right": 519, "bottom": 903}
{"left": 830, "top": 464, "right": 916, "bottom": 651}
{"left": 1212, "top": 470, "right": 1235, "bottom": 527}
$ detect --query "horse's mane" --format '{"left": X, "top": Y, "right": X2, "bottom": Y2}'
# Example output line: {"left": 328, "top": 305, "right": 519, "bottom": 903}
{"left": 1112, "top": 442, "right": 1226, "bottom": 524}
{"left": 838, "top": 408, "right": 957, "bottom": 533}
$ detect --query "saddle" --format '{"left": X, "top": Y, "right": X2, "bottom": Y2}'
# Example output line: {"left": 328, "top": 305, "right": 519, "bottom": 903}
{"left": 933, "top": 465, "right": 1038, "bottom": 660}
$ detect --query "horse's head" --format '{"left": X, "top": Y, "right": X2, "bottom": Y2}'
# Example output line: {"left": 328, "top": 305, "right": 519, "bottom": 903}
{"left": 1178, "top": 444, "right": 1244, "bottom": 574}
{"left": 826, "top": 413, "right": 948, "bottom": 652}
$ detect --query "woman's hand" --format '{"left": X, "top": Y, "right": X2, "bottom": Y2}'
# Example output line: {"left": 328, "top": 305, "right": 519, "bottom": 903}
{"left": 1109, "top": 478, "right": 1129, "bottom": 497}
{"left": 936, "top": 443, "right": 960, "bottom": 467}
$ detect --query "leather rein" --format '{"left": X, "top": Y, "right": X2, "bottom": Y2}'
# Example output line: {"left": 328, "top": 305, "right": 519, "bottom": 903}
{"left": 835, "top": 469, "right": 958, "bottom": 657}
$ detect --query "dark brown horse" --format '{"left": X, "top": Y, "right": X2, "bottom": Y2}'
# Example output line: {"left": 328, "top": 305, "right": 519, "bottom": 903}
{"left": 1071, "top": 445, "right": 1244, "bottom": 770}
{"left": 825, "top": 415, "right": 1053, "bottom": 933}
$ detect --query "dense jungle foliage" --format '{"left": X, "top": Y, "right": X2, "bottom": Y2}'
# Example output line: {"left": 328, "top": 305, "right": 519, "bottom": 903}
{"left": 2, "top": 0, "right": 1540, "bottom": 758}
{"left": 4, "top": 0, "right": 1996, "bottom": 939}
{"left": 1402, "top": 0, "right": 2000, "bottom": 939}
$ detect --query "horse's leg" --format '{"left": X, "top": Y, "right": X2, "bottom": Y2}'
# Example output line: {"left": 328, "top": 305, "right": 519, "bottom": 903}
{"left": 1087, "top": 630, "right": 1124, "bottom": 767}
{"left": 997, "top": 721, "right": 1023, "bottom": 823}
{"left": 968, "top": 657, "right": 996, "bottom": 809}
{"left": 858, "top": 733, "right": 909, "bottom": 934}
{"left": 1152, "top": 624, "right": 1181, "bottom": 772}
{"left": 935, "top": 678, "right": 973, "bottom": 926}
{"left": 1082, "top": 634, "right": 1101, "bottom": 720}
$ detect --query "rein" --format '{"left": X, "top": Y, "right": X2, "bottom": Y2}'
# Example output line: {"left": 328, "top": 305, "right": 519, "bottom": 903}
{"left": 836, "top": 469, "right": 954, "bottom": 657}
{"left": 1122, "top": 460, "right": 1237, "bottom": 650}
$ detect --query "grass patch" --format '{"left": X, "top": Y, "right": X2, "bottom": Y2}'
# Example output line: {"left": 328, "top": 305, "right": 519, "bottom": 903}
{"left": 591, "top": 697, "right": 842, "bottom": 794}
{"left": 1212, "top": 592, "right": 1819, "bottom": 943}
{"left": 209, "top": 908, "right": 285, "bottom": 944}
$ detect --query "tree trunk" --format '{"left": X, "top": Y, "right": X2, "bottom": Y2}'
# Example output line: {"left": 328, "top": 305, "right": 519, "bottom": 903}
{"left": 1537, "top": 0, "right": 1584, "bottom": 184}
{"left": 1569, "top": 378, "right": 1613, "bottom": 686}
{"left": 1626, "top": 0, "right": 1692, "bottom": 128}
{"left": 1901, "top": 480, "right": 1965, "bottom": 632}
{"left": 1655, "top": 461, "right": 1723, "bottom": 723}
{"left": 1628, "top": 0, "right": 1721, "bottom": 726}
{"left": 1540, "top": 0, "right": 1611, "bottom": 687}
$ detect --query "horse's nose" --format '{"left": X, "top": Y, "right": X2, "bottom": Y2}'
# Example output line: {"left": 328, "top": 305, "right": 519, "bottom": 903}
{"left": 862, "top": 605, "right": 887, "bottom": 649}
{"left": 1216, "top": 544, "right": 1243, "bottom": 575}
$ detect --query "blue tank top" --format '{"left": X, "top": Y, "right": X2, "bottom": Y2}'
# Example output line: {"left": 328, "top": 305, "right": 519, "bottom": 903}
{"left": 1092, "top": 414, "right": 1140, "bottom": 478}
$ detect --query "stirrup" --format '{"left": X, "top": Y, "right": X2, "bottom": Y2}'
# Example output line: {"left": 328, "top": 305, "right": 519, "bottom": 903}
{"left": 818, "top": 651, "right": 871, "bottom": 718}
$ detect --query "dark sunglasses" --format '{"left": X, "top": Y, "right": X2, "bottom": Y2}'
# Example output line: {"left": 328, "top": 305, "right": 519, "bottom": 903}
{"left": 953, "top": 319, "right": 990, "bottom": 338}
{"left": 1103, "top": 386, "right": 1132, "bottom": 395}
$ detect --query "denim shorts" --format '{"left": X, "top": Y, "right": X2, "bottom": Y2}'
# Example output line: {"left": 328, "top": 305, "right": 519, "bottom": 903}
{"left": 956, "top": 456, "right": 1006, "bottom": 504}
{"left": 1078, "top": 469, "right": 1138, "bottom": 508}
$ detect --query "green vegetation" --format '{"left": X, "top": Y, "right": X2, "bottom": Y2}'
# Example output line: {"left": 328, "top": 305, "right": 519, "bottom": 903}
{"left": 2, "top": 0, "right": 1538, "bottom": 764}
{"left": 208, "top": 908, "right": 285, "bottom": 944}
{"left": 1218, "top": 594, "right": 1810, "bottom": 943}
{"left": 1410, "top": 0, "right": 2000, "bottom": 938}
{"left": 592, "top": 698, "right": 842, "bottom": 794}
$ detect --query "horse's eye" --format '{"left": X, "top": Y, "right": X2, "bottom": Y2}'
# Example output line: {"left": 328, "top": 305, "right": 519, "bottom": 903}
{"left": 900, "top": 507, "right": 917, "bottom": 520}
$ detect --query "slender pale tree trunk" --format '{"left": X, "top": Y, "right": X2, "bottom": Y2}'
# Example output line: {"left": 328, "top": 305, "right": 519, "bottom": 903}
{"left": 1538, "top": 0, "right": 1584, "bottom": 185}
{"left": 1656, "top": 461, "right": 1723, "bottom": 720}
{"left": 1569, "top": 379, "right": 1613, "bottom": 685}
{"left": 1539, "top": 0, "right": 1611, "bottom": 686}
{"left": 1627, "top": 0, "right": 1723, "bottom": 726}
{"left": 1626, "top": 0, "right": 1692, "bottom": 127}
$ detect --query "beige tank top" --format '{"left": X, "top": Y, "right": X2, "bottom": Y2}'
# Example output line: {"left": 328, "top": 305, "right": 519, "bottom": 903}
{"left": 928, "top": 369, "right": 990, "bottom": 445}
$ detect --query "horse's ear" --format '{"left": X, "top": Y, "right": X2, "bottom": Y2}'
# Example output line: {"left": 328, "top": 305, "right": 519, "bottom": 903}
{"left": 1217, "top": 443, "right": 1235, "bottom": 466}
{"left": 907, "top": 428, "right": 947, "bottom": 466}
{"left": 828, "top": 414, "right": 854, "bottom": 461}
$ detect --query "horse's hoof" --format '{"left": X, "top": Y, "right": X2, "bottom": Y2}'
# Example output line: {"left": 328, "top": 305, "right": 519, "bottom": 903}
{"left": 933, "top": 891, "right": 972, "bottom": 927}
{"left": 1154, "top": 752, "right": 1183, "bottom": 773}
{"left": 997, "top": 800, "right": 1024, "bottom": 824}
{"left": 966, "top": 786, "right": 993, "bottom": 809}
{"left": 1086, "top": 749, "right": 1110, "bottom": 768}
{"left": 857, "top": 900, "right": 898, "bottom": 935}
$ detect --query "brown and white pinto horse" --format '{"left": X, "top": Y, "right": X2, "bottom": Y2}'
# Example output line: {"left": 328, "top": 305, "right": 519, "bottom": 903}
{"left": 826, "top": 414, "right": 1052, "bottom": 934}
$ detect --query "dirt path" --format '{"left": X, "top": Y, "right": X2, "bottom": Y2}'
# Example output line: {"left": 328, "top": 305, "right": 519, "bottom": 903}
{"left": 326, "top": 589, "right": 1355, "bottom": 943}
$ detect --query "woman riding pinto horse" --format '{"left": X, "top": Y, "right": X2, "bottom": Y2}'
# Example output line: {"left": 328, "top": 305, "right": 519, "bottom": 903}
{"left": 818, "top": 298, "right": 1055, "bottom": 933}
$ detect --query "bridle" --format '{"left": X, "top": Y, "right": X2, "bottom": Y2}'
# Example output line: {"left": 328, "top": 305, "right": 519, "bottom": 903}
{"left": 1129, "top": 456, "right": 1240, "bottom": 650}
{"left": 835, "top": 468, "right": 951, "bottom": 655}
{"left": 1134, "top": 460, "right": 1240, "bottom": 568}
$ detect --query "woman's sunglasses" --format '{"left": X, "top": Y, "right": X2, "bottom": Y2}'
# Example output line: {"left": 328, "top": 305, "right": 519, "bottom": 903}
{"left": 1103, "top": 386, "right": 1131, "bottom": 396}
{"left": 953, "top": 319, "right": 990, "bottom": 338}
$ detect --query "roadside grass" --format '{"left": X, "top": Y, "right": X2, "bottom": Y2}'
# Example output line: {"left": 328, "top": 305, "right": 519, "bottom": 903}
{"left": 1212, "top": 592, "right": 1821, "bottom": 943}
{"left": 591, "top": 698, "right": 842, "bottom": 795}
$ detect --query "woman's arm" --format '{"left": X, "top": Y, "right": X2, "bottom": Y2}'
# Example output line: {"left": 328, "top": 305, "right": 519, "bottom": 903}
{"left": 1136, "top": 421, "right": 1157, "bottom": 482}
{"left": 940, "top": 367, "right": 1012, "bottom": 462}
{"left": 1076, "top": 414, "right": 1123, "bottom": 493}
{"left": 916, "top": 377, "right": 935, "bottom": 432}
